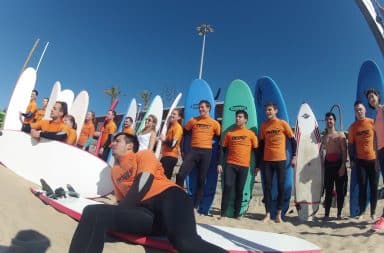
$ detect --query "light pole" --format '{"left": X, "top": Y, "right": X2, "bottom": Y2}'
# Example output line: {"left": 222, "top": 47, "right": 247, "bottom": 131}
{"left": 330, "top": 104, "right": 343, "bottom": 131}
{"left": 196, "top": 24, "right": 214, "bottom": 79}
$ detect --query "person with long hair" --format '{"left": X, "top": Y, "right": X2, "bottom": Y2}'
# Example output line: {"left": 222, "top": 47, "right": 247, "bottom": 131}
{"left": 137, "top": 114, "right": 157, "bottom": 151}
{"left": 77, "top": 111, "right": 96, "bottom": 150}
{"left": 64, "top": 114, "right": 78, "bottom": 145}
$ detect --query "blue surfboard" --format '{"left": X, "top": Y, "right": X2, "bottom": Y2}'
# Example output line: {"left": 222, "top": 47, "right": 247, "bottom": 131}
{"left": 183, "top": 79, "right": 219, "bottom": 215}
{"left": 350, "top": 60, "right": 383, "bottom": 217}
{"left": 255, "top": 76, "right": 293, "bottom": 220}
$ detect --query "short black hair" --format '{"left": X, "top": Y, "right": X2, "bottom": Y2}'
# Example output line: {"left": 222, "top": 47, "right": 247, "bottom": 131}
{"left": 236, "top": 110, "right": 248, "bottom": 119}
{"left": 354, "top": 100, "right": 364, "bottom": 107}
{"left": 365, "top": 88, "right": 381, "bottom": 109}
{"left": 56, "top": 101, "right": 68, "bottom": 117}
{"left": 199, "top": 100, "right": 211, "bottom": 111}
{"left": 325, "top": 112, "right": 336, "bottom": 121}
{"left": 113, "top": 132, "right": 139, "bottom": 152}
{"left": 125, "top": 116, "right": 133, "bottom": 123}
{"left": 264, "top": 102, "right": 278, "bottom": 110}
{"left": 32, "top": 89, "right": 38, "bottom": 96}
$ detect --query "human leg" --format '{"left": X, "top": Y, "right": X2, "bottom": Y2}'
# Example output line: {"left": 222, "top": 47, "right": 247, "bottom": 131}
{"left": 176, "top": 149, "right": 199, "bottom": 187}
{"left": 221, "top": 164, "right": 236, "bottom": 216}
{"left": 160, "top": 156, "right": 178, "bottom": 180}
{"left": 234, "top": 166, "right": 248, "bottom": 218}
{"left": 194, "top": 148, "right": 212, "bottom": 208}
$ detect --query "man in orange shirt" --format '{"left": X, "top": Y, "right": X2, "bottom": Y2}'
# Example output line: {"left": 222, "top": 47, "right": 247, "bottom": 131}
{"left": 176, "top": 100, "right": 221, "bottom": 210}
{"left": 122, "top": 116, "right": 135, "bottom": 135}
{"left": 217, "top": 110, "right": 258, "bottom": 219}
{"left": 69, "top": 133, "right": 226, "bottom": 253}
{"left": 258, "top": 103, "right": 297, "bottom": 223}
{"left": 97, "top": 110, "right": 117, "bottom": 161}
{"left": 348, "top": 101, "right": 378, "bottom": 220}
{"left": 20, "top": 89, "right": 38, "bottom": 127}
{"left": 22, "top": 101, "right": 69, "bottom": 142}
{"left": 33, "top": 97, "right": 49, "bottom": 123}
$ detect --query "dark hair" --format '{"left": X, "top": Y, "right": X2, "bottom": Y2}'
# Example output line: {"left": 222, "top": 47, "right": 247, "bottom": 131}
{"left": 354, "top": 100, "right": 364, "bottom": 107}
{"left": 56, "top": 101, "right": 68, "bottom": 117}
{"left": 199, "top": 100, "right": 211, "bottom": 111}
{"left": 113, "top": 132, "right": 139, "bottom": 152}
{"left": 65, "top": 114, "right": 77, "bottom": 130}
{"left": 365, "top": 88, "right": 381, "bottom": 109}
{"left": 325, "top": 112, "right": 336, "bottom": 121}
{"left": 110, "top": 110, "right": 116, "bottom": 117}
{"left": 32, "top": 89, "right": 38, "bottom": 96}
{"left": 173, "top": 108, "right": 183, "bottom": 124}
{"left": 126, "top": 116, "right": 133, "bottom": 123}
{"left": 236, "top": 110, "right": 248, "bottom": 119}
{"left": 264, "top": 102, "right": 278, "bottom": 110}
{"left": 43, "top": 97, "right": 49, "bottom": 101}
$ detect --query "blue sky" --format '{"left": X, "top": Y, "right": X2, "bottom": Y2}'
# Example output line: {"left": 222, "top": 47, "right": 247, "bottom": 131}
{"left": 0, "top": 0, "right": 383, "bottom": 130}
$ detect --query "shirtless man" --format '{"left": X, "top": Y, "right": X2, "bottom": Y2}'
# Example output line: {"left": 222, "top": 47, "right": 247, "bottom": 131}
{"left": 321, "top": 112, "right": 348, "bottom": 220}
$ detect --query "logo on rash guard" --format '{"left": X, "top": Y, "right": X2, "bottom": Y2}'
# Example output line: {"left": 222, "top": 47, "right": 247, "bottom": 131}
{"left": 356, "top": 130, "right": 370, "bottom": 137}
{"left": 116, "top": 170, "right": 132, "bottom": 184}
{"left": 231, "top": 135, "right": 247, "bottom": 141}
{"left": 195, "top": 123, "right": 211, "bottom": 129}
{"left": 266, "top": 129, "right": 281, "bottom": 135}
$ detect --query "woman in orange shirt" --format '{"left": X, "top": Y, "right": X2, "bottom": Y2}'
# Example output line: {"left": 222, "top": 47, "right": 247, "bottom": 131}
{"left": 77, "top": 111, "right": 96, "bottom": 150}
{"left": 69, "top": 133, "right": 226, "bottom": 253}
{"left": 64, "top": 114, "right": 77, "bottom": 145}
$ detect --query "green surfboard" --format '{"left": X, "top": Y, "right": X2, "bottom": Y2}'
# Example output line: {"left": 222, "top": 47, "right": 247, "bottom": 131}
{"left": 221, "top": 79, "right": 258, "bottom": 217}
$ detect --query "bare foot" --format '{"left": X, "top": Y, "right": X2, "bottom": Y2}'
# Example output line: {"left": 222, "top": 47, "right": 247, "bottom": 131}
{"left": 262, "top": 213, "right": 271, "bottom": 223}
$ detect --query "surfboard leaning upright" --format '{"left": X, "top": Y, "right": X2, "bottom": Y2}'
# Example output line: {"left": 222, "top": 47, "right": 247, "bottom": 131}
{"left": 183, "top": 79, "right": 219, "bottom": 215}
{"left": 221, "top": 79, "right": 258, "bottom": 217}
{"left": 294, "top": 103, "right": 322, "bottom": 221}
{"left": 254, "top": 76, "right": 293, "bottom": 220}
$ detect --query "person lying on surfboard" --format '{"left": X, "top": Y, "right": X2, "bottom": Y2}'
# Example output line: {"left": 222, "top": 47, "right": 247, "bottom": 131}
{"left": 257, "top": 103, "right": 297, "bottom": 223}
{"left": 21, "top": 101, "right": 70, "bottom": 143}
{"left": 348, "top": 101, "right": 378, "bottom": 221}
{"left": 69, "top": 132, "right": 226, "bottom": 253}
{"left": 366, "top": 88, "right": 384, "bottom": 230}
{"left": 320, "top": 112, "right": 348, "bottom": 220}
{"left": 122, "top": 116, "right": 135, "bottom": 135}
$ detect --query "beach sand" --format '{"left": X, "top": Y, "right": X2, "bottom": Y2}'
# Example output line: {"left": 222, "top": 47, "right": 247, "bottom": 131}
{"left": 0, "top": 163, "right": 383, "bottom": 253}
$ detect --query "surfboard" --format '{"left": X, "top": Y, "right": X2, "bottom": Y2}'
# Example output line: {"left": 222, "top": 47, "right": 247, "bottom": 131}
{"left": 94, "top": 99, "right": 119, "bottom": 156}
{"left": 356, "top": 0, "right": 384, "bottom": 56}
{"left": 183, "top": 79, "right": 219, "bottom": 215}
{"left": 294, "top": 103, "right": 322, "bottom": 221}
{"left": 254, "top": 76, "right": 293, "bottom": 220}
{"left": 220, "top": 79, "right": 257, "bottom": 217}
{"left": 57, "top": 89, "right": 74, "bottom": 112}
{"left": 154, "top": 93, "right": 182, "bottom": 158}
{"left": 3, "top": 67, "right": 37, "bottom": 131}
{"left": 0, "top": 112, "right": 5, "bottom": 128}
{"left": 107, "top": 98, "right": 137, "bottom": 166}
{"left": 43, "top": 81, "right": 61, "bottom": 120}
{"left": 69, "top": 91, "right": 89, "bottom": 142}
{"left": 350, "top": 59, "right": 384, "bottom": 216}
{"left": 136, "top": 95, "right": 163, "bottom": 134}
{"left": 30, "top": 188, "right": 321, "bottom": 253}
{"left": 0, "top": 130, "right": 112, "bottom": 197}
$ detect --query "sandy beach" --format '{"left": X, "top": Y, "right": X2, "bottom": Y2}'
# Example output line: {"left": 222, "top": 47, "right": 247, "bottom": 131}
{"left": 0, "top": 163, "right": 383, "bottom": 253}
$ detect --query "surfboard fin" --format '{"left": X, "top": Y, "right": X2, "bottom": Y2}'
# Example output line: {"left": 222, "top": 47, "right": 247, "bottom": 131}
{"left": 66, "top": 184, "right": 79, "bottom": 198}
{"left": 40, "top": 178, "right": 54, "bottom": 197}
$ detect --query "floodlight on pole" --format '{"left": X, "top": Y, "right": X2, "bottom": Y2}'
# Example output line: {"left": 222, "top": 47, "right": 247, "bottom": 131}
{"left": 196, "top": 24, "right": 214, "bottom": 79}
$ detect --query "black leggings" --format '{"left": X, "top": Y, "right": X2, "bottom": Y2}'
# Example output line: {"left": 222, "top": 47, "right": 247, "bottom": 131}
{"left": 378, "top": 148, "right": 384, "bottom": 217}
{"left": 176, "top": 148, "right": 212, "bottom": 208}
{"left": 356, "top": 159, "right": 379, "bottom": 216}
{"left": 221, "top": 164, "right": 248, "bottom": 217}
{"left": 323, "top": 159, "right": 347, "bottom": 216}
{"left": 262, "top": 160, "right": 286, "bottom": 213}
{"left": 69, "top": 187, "right": 225, "bottom": 253}
{"left": 160, "top": 156, "right": 178, "bottom": 180}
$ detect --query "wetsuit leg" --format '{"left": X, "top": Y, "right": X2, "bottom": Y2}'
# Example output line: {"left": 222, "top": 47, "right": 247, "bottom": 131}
{"left": 333, "top": 162, "right": 346, "bottom": 217}
{"left": 323, "top": 160, "right": 334, "bottom": 216}
{"left": 221, "top": 164, "right": 236, "bottom": 216}
{"left": 101, "top": 147, "right": 111, "bottom": 161}
{"left": 160, "top": 156, "right": 178, "bottom": 180}
{"left": 142, "top": 187, "right": 226, "bottom": 253}
{"left": 176, "top": 148, "right": 199, "bottom": 187}
{"left": 234, "top": 166, "right": 248, "bottom": 218}
{"left": 69, "top": 205, "right": 154, "bottom": 253}
{"left": 357, "top": 159, "right": 368, "bottom": 215}
{"left": 366, "top": 160, "right": 379, "bottom": 216}
{"left": 195, "top": 148, "right": 212, "bottom": 208}
{"left": 262, "top": 161, "right": 274, "bottom": 213}
{"left": 276, "top": 160, "right": 286, "bottom": 211}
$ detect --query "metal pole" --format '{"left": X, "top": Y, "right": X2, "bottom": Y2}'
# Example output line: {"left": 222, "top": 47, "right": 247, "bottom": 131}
{"left": 36, "top": 41, "right": 50, "bottom": 73}
{"left": 20, "top": 38, "right": 40, "bottom": 74}
{"left": 198, "top": 34, "right": 206, "bottom": 79}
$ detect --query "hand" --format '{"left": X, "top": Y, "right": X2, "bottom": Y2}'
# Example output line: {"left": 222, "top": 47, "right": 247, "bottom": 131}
{"left": 217, "top": 164, "right": 223, "bottom": 174}
{"left": 99, "top": 147, "right": 104, "bottom": 155}
{"left": 159, "top": 134, "right": 166, "bottom": 142}
{"left": 30, "top": 129, "right": 41, "bottom": 140}
{"left": 338, "top": 167, "right": 346, "bottom": 177}
{"left": 291, "top": 156, "right": 297, "bottom": 169}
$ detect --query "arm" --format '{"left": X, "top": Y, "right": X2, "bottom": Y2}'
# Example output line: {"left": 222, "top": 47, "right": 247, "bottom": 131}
{"left": 217, "top": 146, "right": 227, "bottom": 174}
{"left": 118, "top": 172, "right": 154, "bottom": 208}
{"left": 339, "top": 133, "right": 347, "bottom": 176}
{"left": 21, "top": 112, "right": 34, "bottom": 118}
{"left": 288, "top": 137, "right": 297, "bottom": 168}
{"left": 103, "top": 133, "right": 113, "bottom": 148}
{"left": 148, "top": 131, "right": 157, "bottom": 151}
{"left": 40, "top": 131, "right": 68, "bottom": 141}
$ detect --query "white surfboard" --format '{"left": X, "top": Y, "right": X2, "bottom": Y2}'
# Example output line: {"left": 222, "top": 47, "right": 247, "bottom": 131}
{"left": 0, "top": 130, "right": 112, "bottom": 197}
{"left": 108, "top": 98, "right": 137, "bottom": 167}
{"left": 44, "top": 81, "right": 61, "bottom": 120}
{"left": 57, "top": 89, "right": 74, "bottom": 112}
{"left": 154, "top": 93, "right": 182, "bottom": 158}
{"left": 70, "top": 91, "right": 89, "bottom": 141}
{"left": 3, "top": 67, "right": 37, "bottom": 130}
{"left": 137, "top": 95, "right": 163, "bottom": 133}
{"left": 31, "top": 188, "right": 321, "bottom": 253}
{"left": 294, "top": 103, "right": 322, "bottom": 221}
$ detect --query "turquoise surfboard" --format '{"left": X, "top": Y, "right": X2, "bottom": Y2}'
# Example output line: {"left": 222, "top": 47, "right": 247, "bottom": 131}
{"left": 221, "top": 79, "right": 258, "bottom": 217}
{"left": 255, "top": 76, "right": 293, "bottom": 220}
{"left": 183, "top": 79, "right": 219, "bottom": 215}
{"left": 350, "top": 60, "right": 383, "bottom": 217}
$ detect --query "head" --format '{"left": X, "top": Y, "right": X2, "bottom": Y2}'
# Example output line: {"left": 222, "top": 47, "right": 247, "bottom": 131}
{"left": 169, "top": 108, "right": 183, "bottom": 124}
{"left": 199, "top": 100, "right": 211, "bottom": 117}
{"left": 264, "top": 103, "right": 278, "bottom": 120}
{"left": 325, "top": 112, "right": 336, "bottom": 129}
{"left": 354, "top": 101, "right": 366, "bottom": 120}
{"left": 144, "top": 114, "right": 157, "bottom": 131}
{"left": 64, "top": 114, "right": 77, "bottom": 130}
{"left": 42, "top": 97, "right": 49, "bottom": 108}
{"left": 235, "top": 110, "right": 248, "bottom": 127}
{"left": 50, "top": 101, "right": 68, "bottom": 120}
{"left": 31, "top": 89, "right": 38, "bottom": 100}
{"left": 85, "top": 111, "right": 95, "bottom": 124}
{"left": 111, "top": 132, "right": 139, "bottom": 157}
{"left": 123, "top": 117, "right": 134, "bottom": 128}
{"left": 366, "top": 88, "right": 381, "bottom": 109}
{"left": 106, "top": 110, "right": 116, "bottom": 121}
